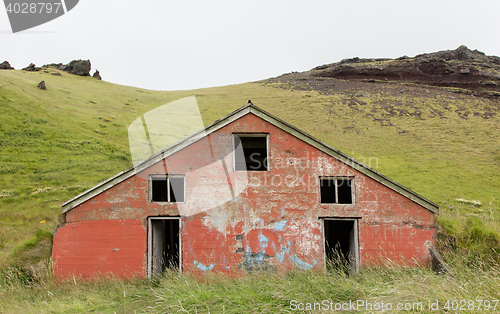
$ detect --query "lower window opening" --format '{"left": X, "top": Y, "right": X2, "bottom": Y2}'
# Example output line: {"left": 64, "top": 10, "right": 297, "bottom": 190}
{"left": 150, "top": 218, "right": 180, "bottom": 276}
{"left": 324, "top": 219, "right": 356, "bottom": 272}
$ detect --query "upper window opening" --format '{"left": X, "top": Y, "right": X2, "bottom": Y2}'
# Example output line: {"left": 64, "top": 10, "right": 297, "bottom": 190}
{"left": 151, "top": 176, "right": 185, "bottom": 202}
{"left": 320, "top": 178, "right": 353, "bottom": 204}
{"left": 234, "top": 135, "right": 268, "bottom": 171}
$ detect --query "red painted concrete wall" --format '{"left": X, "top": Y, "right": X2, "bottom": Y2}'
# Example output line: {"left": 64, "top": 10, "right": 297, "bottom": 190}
{"left": 52, "top": 112, "right": 436, "bottom": 278}
{"left": 52, "top": 219, "right": 146, "bottom": 280}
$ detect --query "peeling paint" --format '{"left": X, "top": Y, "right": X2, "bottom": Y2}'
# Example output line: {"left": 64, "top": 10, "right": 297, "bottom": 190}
{"left": 53, "top": 111, "right": 437, "bottom": 279}
{"left": 274, "top": 220, "right": 287, "bottom": 231}
{"left": 290, "top": 254, "right": 318, "bottom": 270}
{"left": 194, "top": 260, "right": 214, "bottom": 271}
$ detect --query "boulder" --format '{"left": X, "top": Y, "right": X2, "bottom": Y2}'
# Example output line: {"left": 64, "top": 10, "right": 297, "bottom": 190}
{"left": 37, "top": 81, "right": 46, "bottom": 90}
{"left": 0, "top": 61, "right": 14, "bottom": 70}
{"left": 65, "top": 59, "right": 91, "bottom": 76}
{"left": 92, "top": 70, "right": 102, "bottom": 80}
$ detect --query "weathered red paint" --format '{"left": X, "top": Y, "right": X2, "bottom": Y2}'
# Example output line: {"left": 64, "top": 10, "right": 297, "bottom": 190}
{"left": 52, "top": 219, "right": 146, "bottom": 280}
{"left": 52, "top": 112, "right": 436, "bottom": 279}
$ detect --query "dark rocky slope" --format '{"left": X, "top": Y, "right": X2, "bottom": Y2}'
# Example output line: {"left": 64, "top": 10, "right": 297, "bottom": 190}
{"left": 264, "top": 46, "right": 500, "bottom": 99}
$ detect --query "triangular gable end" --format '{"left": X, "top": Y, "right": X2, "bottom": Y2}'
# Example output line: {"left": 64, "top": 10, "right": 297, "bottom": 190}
{"left": 62, "top": 102, "right": 439, "bottom": 214}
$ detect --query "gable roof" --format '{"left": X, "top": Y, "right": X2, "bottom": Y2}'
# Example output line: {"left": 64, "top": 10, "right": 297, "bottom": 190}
{"left": 62, "top": 102, "right": 439, "bottom": 214}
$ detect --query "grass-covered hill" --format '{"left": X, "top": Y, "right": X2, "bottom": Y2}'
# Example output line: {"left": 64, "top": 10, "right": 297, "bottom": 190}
{"left": 1, "top": 47, "right": 500, "bottom": 270}
{"left": 1, "top": 46, "right": 500, "bottom": 273}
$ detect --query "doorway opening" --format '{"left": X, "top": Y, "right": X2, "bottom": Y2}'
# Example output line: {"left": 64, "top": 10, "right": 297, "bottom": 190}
{"left": 148, "top": 217, "right": 181, "bottom": 277}
{"left": 323, "top": 218, "right": 358, "bottom": 272}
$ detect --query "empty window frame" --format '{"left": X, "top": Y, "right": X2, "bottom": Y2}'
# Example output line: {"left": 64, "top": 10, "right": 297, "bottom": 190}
{"left": 233, "top": 134, "right": 268, "bottom": 171}
{"left": 151, "top": 175, "right": 185, "bottom": 203}
{"left": 320, "top": 177, "right": 354, "bottom": 204}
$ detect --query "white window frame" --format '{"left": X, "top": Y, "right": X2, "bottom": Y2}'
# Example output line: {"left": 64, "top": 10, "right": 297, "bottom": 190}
{"left": 319, "top": 176, "right": 355, "bottom": 205}
{"left": 149, "top": 174, "right": 186, "bottom": 203}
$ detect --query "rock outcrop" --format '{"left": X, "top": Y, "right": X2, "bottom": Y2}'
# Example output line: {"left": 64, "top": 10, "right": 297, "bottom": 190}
{"left": 0, "top": 61, "right": 14, "bottom": 70}
{"left": 22, "top": 63, "right": 41, "bottom": 72}
{"left": 92, "top": 70, "right": 102, "bottom": 80}
{"left": 43, "top": 59, "right": 92, "bottom": 76}
{"left": 309, "top": 45, "right": 500, "bottom": 93}
{"left": 64, "top": 59, "right": 91, "bottom": 76}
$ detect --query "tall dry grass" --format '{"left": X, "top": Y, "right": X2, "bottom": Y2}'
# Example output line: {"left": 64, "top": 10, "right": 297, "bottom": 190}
{"left": 1, "top": 254, "right": 499, "bottom": 313}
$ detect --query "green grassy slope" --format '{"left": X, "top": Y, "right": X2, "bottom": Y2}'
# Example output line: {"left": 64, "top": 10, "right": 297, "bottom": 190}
{"left": 0, "top": 66, "right": 499, "bottom": 269}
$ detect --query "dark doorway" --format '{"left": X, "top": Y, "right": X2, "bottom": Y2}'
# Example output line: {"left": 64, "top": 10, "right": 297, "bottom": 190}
{"left": 324, "top": 219, "right": 358, "bottom": 272}
{"left": 149, "top": 218, "right": 180, "bottom": 276}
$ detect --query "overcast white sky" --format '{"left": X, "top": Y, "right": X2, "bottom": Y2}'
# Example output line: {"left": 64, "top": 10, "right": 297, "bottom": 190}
{"left": 1, "top": 0, "right": 499, "bottom": 91}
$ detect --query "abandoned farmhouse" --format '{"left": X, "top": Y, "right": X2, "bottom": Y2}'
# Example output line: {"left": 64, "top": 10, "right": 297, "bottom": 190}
{"left": 52, "top": 102, "right": 439, "bottom": 279}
